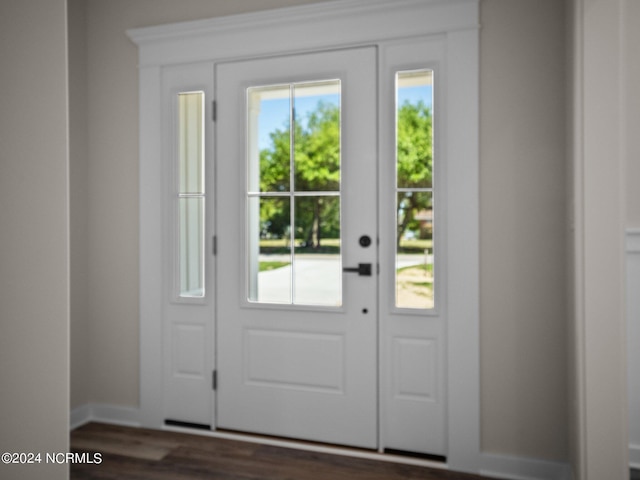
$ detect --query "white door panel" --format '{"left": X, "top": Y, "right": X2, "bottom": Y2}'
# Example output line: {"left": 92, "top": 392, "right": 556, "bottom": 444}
{"left": 378, "top": 37, "right": 447, "bottom": 456}
{"left": 161, "top": 63, "right": 215, "bottom": 427}
{"left": 216, "top": 47, "right": 378, "bottom": 448}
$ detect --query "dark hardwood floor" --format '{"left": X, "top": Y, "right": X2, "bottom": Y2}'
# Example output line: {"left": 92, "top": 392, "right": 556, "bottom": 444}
{"left": 70, "top": 423, "right": 499, "bottom": 480}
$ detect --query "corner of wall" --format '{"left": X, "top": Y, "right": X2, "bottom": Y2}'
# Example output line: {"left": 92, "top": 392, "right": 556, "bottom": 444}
{"left": 68, "top": 0, "right": 92, "bottom": 410}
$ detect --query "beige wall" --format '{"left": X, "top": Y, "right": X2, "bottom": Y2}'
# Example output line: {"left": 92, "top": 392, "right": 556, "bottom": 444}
{"left": 69, "top": 0, "right": 91, "bottom": 410}
{"left": 626, "top": 0, "right": 640, "bottom": 228}
{"left": 0, "top": 1, "right": 70, "bottom": 479}
{"left": 479, "top": 0, "right": 568, "bottom": 461}
{"left": 74, "top": 0, "right": 569, "bottom": 462}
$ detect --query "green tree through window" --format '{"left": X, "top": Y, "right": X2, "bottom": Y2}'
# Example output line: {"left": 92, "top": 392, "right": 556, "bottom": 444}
{"left": 396, "top": 99, "right": 433, "bottom": 248}
{"left": 258, "top": 100, "right": 432, "bottom": 250}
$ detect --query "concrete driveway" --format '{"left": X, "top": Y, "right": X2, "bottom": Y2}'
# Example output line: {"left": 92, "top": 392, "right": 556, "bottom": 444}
{"left": 256, "top": 253, "right": 430, "bottom": 305}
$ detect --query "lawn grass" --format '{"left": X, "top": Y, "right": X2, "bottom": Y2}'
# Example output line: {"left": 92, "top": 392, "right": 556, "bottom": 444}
{"left": 397, "top": 239, "right": 433, "bottom": 254}
{"left": 397, "top": 263, "right": 433, "bottom": 274}
{"left": 409, "top": 281, "right": 434, "bottom": 288}
{"left": 259, "top": 238, "right": 340, "bottom": 254}
{"left": 258, "top": 238, "right": 432, "bottom": 254}
{"left": 259, "top": 261, "right": 290, "bottom": 272}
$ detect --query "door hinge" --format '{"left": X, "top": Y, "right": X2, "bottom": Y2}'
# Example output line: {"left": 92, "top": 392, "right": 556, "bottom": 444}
{"left": 212, "top": 370, "right": 217, "bottom": 390}
{"left": 212, "top": 235, "right": 217, "bottom": 256}
{"left": 212, "top": 100, "right": 217, "bottom": 122}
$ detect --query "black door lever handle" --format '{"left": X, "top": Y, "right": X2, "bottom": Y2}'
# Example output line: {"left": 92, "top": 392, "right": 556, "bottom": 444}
{"left": 343, "top": 263, "right": 372, "bottom": 276}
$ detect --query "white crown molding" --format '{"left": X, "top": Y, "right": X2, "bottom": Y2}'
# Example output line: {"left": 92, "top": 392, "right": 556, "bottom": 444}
{"left": 128, "top": 0, "right": 477, "bottom": 44}
{"left": 127, "top": 0, "right": 479, "bottom": 67}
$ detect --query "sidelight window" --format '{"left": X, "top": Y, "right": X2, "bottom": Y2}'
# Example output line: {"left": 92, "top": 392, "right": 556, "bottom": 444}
{"left": 177, "top": 91, "right": 205, "bottom": 298}
{"left": 395, "top": 70, "right": 434, "bottom": 309}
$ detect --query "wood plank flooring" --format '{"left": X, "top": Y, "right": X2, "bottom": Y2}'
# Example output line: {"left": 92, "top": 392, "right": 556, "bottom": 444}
{"left": 70, "top": 423, "right": 499, "bottom": 480}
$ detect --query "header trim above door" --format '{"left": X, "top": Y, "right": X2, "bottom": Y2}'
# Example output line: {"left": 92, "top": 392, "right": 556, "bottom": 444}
{"left": 127, "top": 0, "right": 479, "bottom": 67}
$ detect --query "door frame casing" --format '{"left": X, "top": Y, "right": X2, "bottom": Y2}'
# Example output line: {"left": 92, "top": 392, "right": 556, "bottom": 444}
{"left": 128, "top": 0, "right": 480, "bottom": 472}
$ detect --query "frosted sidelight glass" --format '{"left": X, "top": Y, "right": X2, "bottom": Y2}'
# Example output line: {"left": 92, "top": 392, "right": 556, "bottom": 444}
{"left": 178, "top": 92, "right": 205, "bottom": 298}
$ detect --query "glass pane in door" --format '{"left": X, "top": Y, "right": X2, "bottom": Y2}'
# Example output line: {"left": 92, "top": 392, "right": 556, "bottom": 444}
{"left": 294, "top": 195, "right": 341, "bottom": 306}
{"left": 248, "top": 196, "right": 292, "bottom": 304}
{"left": 247, "top": 80, "right": 342, "bottom": 306}
{"left": 248, "top": 85, "right": 291, "bottom": 193}
{"left": 293, "top": 81, "right": 341, "bottom": 192}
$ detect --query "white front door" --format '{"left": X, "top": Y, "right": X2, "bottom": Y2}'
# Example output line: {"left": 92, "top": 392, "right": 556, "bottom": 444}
{"left": 133, "top": 0, "right": 479, "bottom": 468}
{"left": 216, "top": 47, "right": 379, "bottom": 448}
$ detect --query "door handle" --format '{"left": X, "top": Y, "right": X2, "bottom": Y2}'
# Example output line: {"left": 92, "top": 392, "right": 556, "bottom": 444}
{"left": 343, "top": 263, "right": 372, "bottom": 276}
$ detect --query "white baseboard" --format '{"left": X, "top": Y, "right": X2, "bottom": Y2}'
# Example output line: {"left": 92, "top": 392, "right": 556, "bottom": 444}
{"left": 91, "top": 404, "right": 141, "bottom": 427}
{"left": 70, "top": 403, "right": 141, "bottom": 430}
{"left": 70, "top": 404, "right": 92, "bottom": 429}
{"left": 630, "top": 443, "right": 640, "bottom": 469}
{"left": 480, "top": 453, "right": 572, "bottom": 480}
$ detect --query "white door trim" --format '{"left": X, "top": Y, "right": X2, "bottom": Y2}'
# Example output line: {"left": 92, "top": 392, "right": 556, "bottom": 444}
{"left": 128, "top": 0, "right": 480, "bottom": 472}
